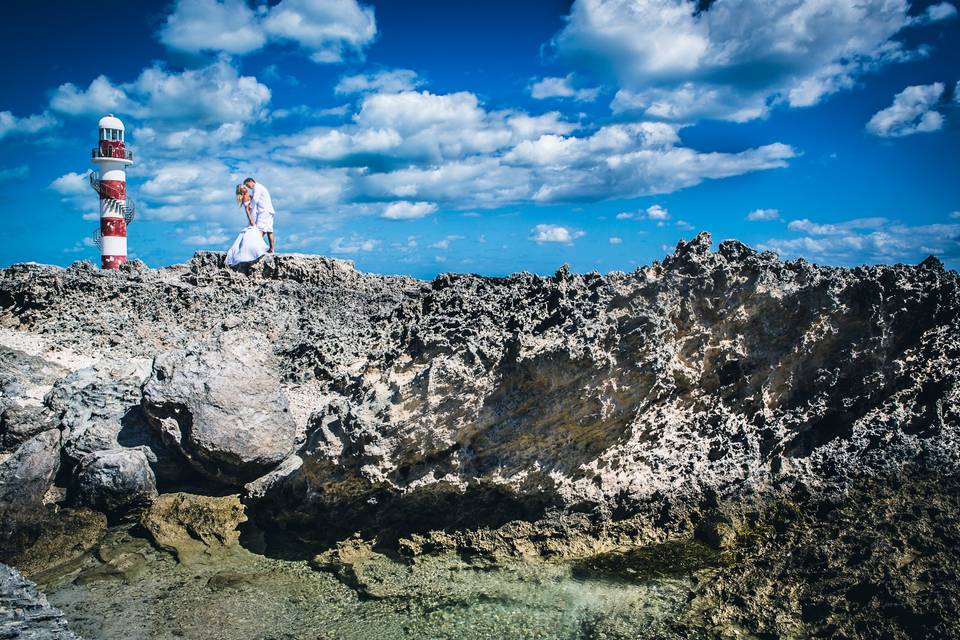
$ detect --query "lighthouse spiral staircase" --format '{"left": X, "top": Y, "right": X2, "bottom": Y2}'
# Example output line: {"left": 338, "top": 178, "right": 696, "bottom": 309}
{"left": 89, "top": 170, "right": 135, "bottom": 249}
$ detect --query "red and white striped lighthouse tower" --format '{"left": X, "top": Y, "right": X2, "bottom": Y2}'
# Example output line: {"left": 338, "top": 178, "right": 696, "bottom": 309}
{"left": 90, "top": 114, "right": 134, "bottom": 269}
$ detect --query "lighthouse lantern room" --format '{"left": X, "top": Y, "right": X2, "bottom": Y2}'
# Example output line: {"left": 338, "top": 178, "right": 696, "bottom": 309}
{"left": 90, "top": 114, "right": 135, "bottom": 269}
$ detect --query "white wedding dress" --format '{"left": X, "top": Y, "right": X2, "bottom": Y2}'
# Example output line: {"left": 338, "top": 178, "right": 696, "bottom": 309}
{"left": 225, "top": 225, "right": 267, "bottom": 266}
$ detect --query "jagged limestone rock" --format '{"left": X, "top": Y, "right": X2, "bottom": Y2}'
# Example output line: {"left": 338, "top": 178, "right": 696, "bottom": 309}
{"left": 141, "top": 331, "right": 298, "bottom": 485}
{"left": 0, "top": 562, "right": 82, "bottom": 639}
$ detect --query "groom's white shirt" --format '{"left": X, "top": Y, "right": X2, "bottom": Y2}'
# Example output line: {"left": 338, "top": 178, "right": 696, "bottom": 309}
{"left": 250, "top": 183, "right": 275, "bottom": 217}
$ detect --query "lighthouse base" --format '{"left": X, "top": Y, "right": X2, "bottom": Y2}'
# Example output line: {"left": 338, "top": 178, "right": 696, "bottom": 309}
{"left": 102, "top": 255, "right": 127, "bottom": 270}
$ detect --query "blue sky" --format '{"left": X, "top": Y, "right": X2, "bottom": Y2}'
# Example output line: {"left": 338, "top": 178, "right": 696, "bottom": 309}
{"left": 0, "top": 0, "right": 958, "bottom": 277}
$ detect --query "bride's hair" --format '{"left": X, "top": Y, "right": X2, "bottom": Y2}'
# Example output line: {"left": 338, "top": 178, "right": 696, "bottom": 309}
{"left": 235, "top": 184, "right": 246, "bottom": 207}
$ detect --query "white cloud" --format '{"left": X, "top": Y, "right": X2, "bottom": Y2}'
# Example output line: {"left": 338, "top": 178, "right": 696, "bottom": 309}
{"left": 552, "top": 0, "right": 937, "bottom": 122}
{"left": 159, "top": 0, "right": 266, "bottom": 55}
{"left": 761, "top": 217, "right": 960, "bottom": 265}
{"left": 608, "top": 236, "right": 623, "bottom": 244}
{"left": 646, "top": 204, "right": 669, "bottom": 220}
{"left": 158, "top": 0, "right": 376, "bottom": 63}
{"left": 866, "top": 82, "right": 945, "bottom": 137}
{"left": 335, "top": 69, "right": 421, "bottom": 95}
{"left": 263, "top": 0, "right": 377, "bottom": 63}
{"left": 747, "top": 208, "right": 781, "bottom": 221}
{"left": 49, "top": 75, "right": 133, "bottom": 116}
{"left": 530, "top": 74, "right": 600, "bottom": 101}
{"left": 50, "top": 60, "right": 271, "bottom": 128}
{"left": 49, "top": 171, "right": 89, "bottom": 196}
{"left": 0, "top": 164, "right": 29, "bottom": 182}
{"left": 0, "top": 110, "right": 58, "bottom": 141}
{"left": 675, "top": 220, "right": 694, "bottom": 230}
{"left": 912, "top": 2, "right": 958, "bottom": 24}
{"left": 183, "top": 225, "right": 230, "bottom": 246}
{"left": 530, "top": 224, "right": 586, "bottom": 244}
{"left": 331, "top": 235, "right": 379, "bottom": 253}
{"left": 429, "top": 235, "right": 464, "bottom": 250}
{"left": 49, "top": 171, "right": 99, "bottom": 221}
{"left": 382, "top": 201, "right": 438, "bottom": 220}
{"left": 950, "top": 211, "right": 960, "bottom": 219}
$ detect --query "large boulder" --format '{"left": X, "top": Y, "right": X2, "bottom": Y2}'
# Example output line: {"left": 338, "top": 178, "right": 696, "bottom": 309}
{"left": 46, "top": 358, "right": 184, "bottom": 485}
{"left": 0, "top": 346, "right": 66, "bottom": 454}
{"left": 45, "top": 358, "right": 152, "bottom": 464}
{"left": 142, "top": 332, "right": 297, "bottom": 484}
{"left": 0, "top": 429, "right": 61, "bottom": 517}
{"left": 69, "top": 447, "right": 157, "bottom": 516}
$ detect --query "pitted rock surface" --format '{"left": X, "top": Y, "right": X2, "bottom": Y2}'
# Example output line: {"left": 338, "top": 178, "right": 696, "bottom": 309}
{"left": 0, "top": 240, "right": 956, "bottom": 537}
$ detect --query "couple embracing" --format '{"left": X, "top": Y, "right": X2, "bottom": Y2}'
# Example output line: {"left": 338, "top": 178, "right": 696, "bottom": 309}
{"left": 226, "top": 177, "right": 276, "bottom": 266}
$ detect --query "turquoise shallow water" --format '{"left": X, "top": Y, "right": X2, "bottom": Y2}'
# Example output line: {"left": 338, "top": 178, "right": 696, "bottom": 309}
{"left": 39, "top": 529, "right": 704, "bottom": 640}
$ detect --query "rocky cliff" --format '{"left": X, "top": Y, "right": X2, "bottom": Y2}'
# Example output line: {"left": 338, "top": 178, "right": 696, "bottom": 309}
{"left": 1, "top": 233, "right": 958, "bottom": 638}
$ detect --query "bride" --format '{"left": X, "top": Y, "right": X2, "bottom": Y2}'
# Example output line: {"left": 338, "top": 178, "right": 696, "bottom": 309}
{"left": 226, "top": 184, "right": 267, "bottom": 266}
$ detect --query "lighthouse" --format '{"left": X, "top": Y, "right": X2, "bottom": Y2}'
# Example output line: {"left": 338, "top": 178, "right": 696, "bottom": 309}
{"left": 90, "top": 114, "right": 134, "bottom": 269}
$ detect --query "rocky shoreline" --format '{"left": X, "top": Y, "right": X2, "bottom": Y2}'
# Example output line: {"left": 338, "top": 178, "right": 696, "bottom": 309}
{"left": 1, "top": 233, "right": 958, "bottom": 638}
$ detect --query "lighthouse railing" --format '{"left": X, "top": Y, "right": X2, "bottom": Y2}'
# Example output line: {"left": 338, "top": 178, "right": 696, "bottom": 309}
{"left": 91, "top": 145, "right": 134, "bottom": 161}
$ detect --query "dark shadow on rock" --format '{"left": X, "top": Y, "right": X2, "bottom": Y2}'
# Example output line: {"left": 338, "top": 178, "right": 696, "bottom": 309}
{"left": 244, "top": 470, "right": 563, "bottom": 560}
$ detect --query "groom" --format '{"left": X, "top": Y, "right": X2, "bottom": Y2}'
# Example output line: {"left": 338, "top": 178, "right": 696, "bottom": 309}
{"left": 243, "top": 177, "right": 275, "bottom": 253}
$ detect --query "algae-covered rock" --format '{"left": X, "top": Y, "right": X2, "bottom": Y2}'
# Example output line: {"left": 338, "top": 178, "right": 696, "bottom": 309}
{"left": 2, "top": 507, "right": 107, "bottom": 579}
{"left": 140, "top": 492, "right": 247, "bottom": 562}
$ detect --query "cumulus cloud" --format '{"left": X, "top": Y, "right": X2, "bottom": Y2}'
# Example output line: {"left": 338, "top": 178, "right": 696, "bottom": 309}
{"left": 331, "top": 235, "right": 379, "bottom": 253}
{"left": 530, "top": 224, "right": 586, "bottom": 244}
{"left": 335, "top": 69, "right": 421, "bottom": 95}
{"left": 530, "top": 74, "right": 599, "bottom": 101}
{"left": 159, "top": 0, "right": 266, "bottom": 55}
{"left": 608, "top": 236, "right": 623, "bottom": 244}
{"left": 551, "top": 0, "right": 938, "bottom": 122}
{"left": 646, "top": 204, "right": 669, "bottom": 220}
{"left": 49, "top": 171, "right": 89, "bottom": 196}
{"left": 866, "top": 83, "right": 946, "bottom": 137}
{"left": 760, "top": 216, "right": 960, "bottom": 265}
{"left": 159, "top": 0, "right": 377, "bottom": 63}
{"left": 49, "top": 171, "right": 99, "bottom": 221}
{"left": 382, "top": 201, "right": 438, "bottom": 220}
{"left": 50, "top": 60, "right": 271, "bottom": 128}
{"left": 747, "top": 208, "right": 781, "bottom": 221}
{"left": 0, "top": 110, "right": 58, "bottom": 141}
{"left": 263, "top": 0, "right": 377, "bottom": 63}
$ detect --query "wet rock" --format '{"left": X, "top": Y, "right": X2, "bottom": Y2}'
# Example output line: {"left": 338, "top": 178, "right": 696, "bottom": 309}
{"left": 69, "top": 447, "right": 157, "bottom": 516}
{"left": 694, "top": 516, "right": 738, "bottom": 550}
{"left": 1, "top": 507, "right": 107, "bottom": 579}
{"left": 142, "top": 332, "right": 298, "bottom": 485}
{"left": 140, "top": 492, "right": 247, "bottom": 562}
{"left": 0, "top": 562, "right": 82, "bottom": 639}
